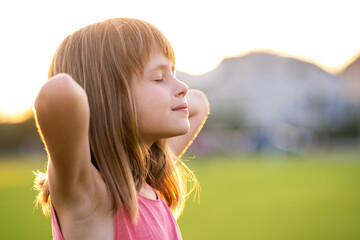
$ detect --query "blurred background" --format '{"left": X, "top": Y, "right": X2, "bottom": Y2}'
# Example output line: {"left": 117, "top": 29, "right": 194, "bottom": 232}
{"left": 0, "top": 0, "right": 359, "bottom": 239}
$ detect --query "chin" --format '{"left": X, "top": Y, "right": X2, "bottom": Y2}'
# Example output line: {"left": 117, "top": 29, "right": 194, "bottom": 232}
{"left": 175, "top": 130, "right": 189, "bottom": 137}
{"left": 163, "top": 126, "right": 189, "bottom": 138}
{"left": 174, "top": 125, "right": 190, "bottom": 136}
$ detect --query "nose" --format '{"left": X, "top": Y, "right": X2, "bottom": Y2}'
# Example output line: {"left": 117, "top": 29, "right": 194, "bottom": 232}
{"left": 175, "top": 78, "right": 188, "bottom": 97}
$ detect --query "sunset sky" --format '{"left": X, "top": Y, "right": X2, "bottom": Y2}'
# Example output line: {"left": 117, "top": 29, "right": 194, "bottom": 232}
{"left": 0, "top": 0, "right": 359, "bottom": 122}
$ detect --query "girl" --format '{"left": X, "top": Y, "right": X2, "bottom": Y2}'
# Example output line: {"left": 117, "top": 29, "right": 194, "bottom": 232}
{"left": 33, "top": 18, "right": 209, "bottom": 240}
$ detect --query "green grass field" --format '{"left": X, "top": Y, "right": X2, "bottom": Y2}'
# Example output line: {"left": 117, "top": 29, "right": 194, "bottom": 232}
{"left": 0, "top": 151, "right": 359, "bottom": 240}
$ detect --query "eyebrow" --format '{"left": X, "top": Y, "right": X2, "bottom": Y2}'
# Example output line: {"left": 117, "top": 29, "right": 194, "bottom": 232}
{"left": 145, "top": 64, "right": 175, "bottom": 74}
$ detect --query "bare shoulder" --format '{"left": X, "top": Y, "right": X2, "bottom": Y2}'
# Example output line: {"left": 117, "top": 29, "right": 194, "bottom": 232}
{"left": 52, "top": 165, "right": 114, "bottom": 240}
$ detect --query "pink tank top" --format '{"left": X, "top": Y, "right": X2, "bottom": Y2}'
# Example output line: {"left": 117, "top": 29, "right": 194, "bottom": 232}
{"left": 51, "top": 190, "right": 182, "bottom": 240}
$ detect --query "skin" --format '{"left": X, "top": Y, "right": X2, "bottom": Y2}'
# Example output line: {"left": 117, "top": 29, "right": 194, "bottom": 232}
{"left": 34, "top": 52, "right": 209, "bottom": 240}
{"left": 131, "top": 52, "right": 190, "bottom": 146}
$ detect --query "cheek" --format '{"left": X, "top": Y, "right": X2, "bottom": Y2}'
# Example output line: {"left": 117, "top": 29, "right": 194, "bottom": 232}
{"left": 136, "top": 97, "right": 165, "bottom": 124}
{"left": 133, "top": 85, "right": 171, "bottom": 122}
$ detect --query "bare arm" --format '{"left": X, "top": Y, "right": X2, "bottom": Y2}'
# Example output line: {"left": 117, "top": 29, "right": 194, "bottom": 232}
{"left": 34, "top": 73, "right": 93, "bottom": 207}
{"left": 169, "top": 89, "right": 210, "bottom": 157}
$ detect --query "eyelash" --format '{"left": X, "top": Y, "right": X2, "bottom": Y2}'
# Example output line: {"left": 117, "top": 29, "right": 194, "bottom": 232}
{"left": 155, "top": 77, "right": 164, "bottom": 82}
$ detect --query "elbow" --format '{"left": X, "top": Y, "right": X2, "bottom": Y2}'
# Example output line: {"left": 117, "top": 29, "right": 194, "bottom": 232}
{"left": 188, "top": 89, "right": 210, "bottom": 118}
{"left": 35, "top": 73, "right": 85, "bottom": 106}
{"left": 34, "top": 73, "right": 88, "bottom": 121}
{"left": 194, "top": 89, "right": 210, "bottom": 112}
{"left": 200, "top": 91, "right": 210, "bottom": 115}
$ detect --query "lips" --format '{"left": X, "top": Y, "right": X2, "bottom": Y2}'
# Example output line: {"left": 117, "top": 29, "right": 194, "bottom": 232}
{"left": 172, "top": 103, "right": 188, "bottom": 111}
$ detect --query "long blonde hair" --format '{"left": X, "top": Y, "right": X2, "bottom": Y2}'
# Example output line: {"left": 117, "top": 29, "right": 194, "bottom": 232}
{"left": 34, "top": 18, "right": 196, "bottom": 222}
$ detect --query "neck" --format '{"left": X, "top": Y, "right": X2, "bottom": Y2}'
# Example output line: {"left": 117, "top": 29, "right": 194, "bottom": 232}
{"left": 140, "top": 136, "right": 157, "bottom": 150}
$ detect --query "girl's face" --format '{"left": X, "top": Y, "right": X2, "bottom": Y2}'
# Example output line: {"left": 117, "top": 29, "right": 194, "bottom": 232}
{"left": 131, "top": 51, "right": 190, "bottom": 145}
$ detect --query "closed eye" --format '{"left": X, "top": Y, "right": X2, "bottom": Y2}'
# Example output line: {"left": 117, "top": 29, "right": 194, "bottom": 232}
{"left": 154, "top": 77, "right": 164, "bottom": 82}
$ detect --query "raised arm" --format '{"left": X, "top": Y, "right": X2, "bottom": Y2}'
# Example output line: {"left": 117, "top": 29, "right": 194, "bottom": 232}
{"left": 34, "top": 73, "right": 92, "bottom": 207}
{"left": 169, "top": 89, "right": 210, "bottom": 157}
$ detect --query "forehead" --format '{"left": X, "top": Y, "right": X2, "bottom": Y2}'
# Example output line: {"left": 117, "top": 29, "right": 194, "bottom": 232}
{"left": 143, "top": 51, "right": 175, "bottom": 74}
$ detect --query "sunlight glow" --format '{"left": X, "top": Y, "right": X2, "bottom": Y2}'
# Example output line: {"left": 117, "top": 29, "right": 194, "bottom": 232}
{"left": 0, "top": 0, "right": 359, "bottom": 121}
